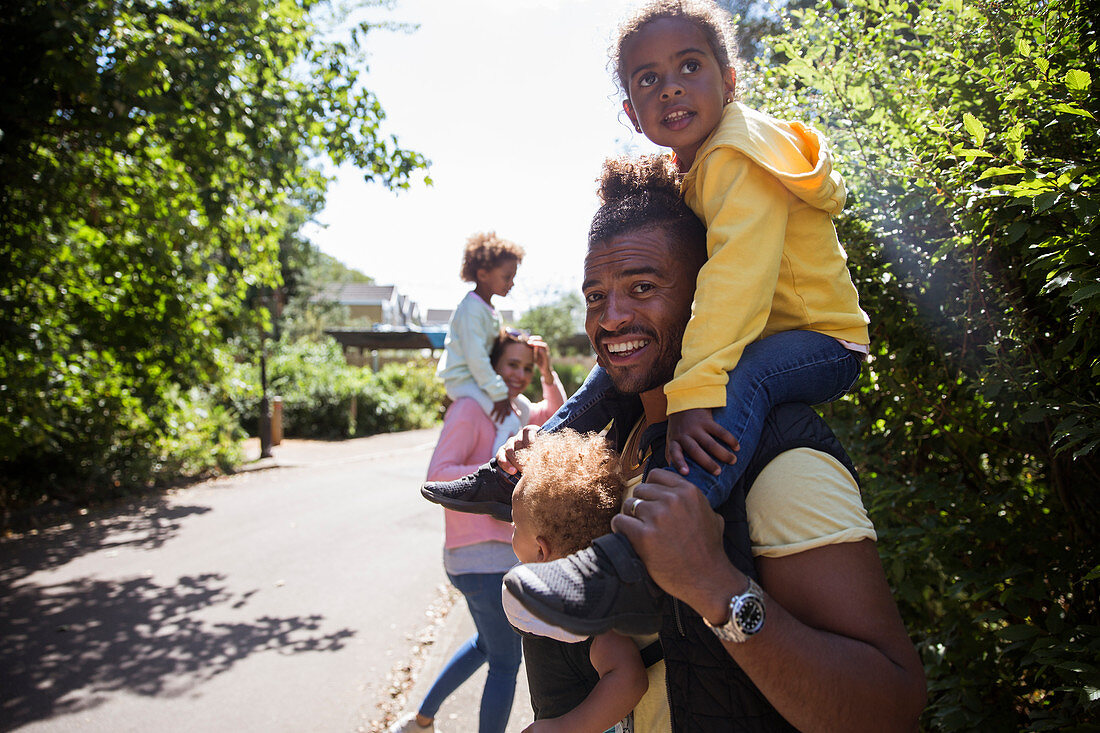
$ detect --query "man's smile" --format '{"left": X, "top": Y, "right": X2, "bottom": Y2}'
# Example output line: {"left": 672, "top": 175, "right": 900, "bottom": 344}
{"left": 605, "top": 339, "right": 650, "bottom": 356}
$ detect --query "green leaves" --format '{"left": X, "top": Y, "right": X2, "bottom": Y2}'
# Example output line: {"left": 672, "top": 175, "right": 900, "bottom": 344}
{"left": 0, "top": 0, "right": 429, "bottom": 508}
{"left": 749, "top": 0, "right": 1100, "bottom": 728}
{"left": 963, "top": 113, "right": 986, "bottom": 148}
{"left": 1065, "top": 69, "right": 1091, "bottom": 93}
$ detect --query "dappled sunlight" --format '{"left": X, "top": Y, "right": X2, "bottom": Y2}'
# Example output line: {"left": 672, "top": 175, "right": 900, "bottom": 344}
{"left": 0, "top": 571, "right": 354, "bottom": 728}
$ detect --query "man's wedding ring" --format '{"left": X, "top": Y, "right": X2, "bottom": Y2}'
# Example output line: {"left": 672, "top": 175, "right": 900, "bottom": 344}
{"left": 626, "top": 496, "right": 643, "bottom": 517}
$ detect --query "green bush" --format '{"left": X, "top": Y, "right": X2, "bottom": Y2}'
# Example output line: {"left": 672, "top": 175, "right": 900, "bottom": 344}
{"left": 0, "top": 381, "right": 243, "bottom": 516}
{"left": 230, "top": 342, "right": 444, "bottom": 440}
{"left": 750, "top": 0, "right": 1099, "bottom": 727}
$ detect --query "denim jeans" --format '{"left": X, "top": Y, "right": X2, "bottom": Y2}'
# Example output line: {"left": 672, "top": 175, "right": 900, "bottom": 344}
{"left": 541, "top": 330, "right": 862, "bottom": 508}
{"left": 418, "top": 571, "right": 522, "bottom": 733}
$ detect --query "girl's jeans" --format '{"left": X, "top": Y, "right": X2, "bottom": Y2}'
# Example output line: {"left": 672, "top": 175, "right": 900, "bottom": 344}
{"left": 418, "top": 571, "right": 522, "bottom": 733}
{"left": 541, "top": 330, "right": 862, "bottom": 508}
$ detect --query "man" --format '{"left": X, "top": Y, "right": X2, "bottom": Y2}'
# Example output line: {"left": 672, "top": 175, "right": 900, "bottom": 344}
{"left": 426, "top": 155, "right": 926, "bottom": 730}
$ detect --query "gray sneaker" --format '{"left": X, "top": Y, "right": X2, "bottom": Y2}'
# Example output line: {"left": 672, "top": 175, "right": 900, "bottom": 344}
{"left": 420, "top": 458, "right": 518, "bottom": 522}
{"left": 503, "top": 532, "right": 665, "bottom": 636}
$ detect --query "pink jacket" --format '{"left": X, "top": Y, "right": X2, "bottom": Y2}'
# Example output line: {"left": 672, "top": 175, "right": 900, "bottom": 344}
{"left": 427, "top": 376, "right": 567, "bottom": 549}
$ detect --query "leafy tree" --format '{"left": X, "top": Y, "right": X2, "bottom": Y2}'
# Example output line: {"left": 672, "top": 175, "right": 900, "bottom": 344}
{"left": 746, "top": 0, "right": 1098, "bottom": 727}
{"left": 0, "top": 0, "right": 428, "bottom": 511}
{"left": 275, "top": 241, "right": 376, "bottom": 344}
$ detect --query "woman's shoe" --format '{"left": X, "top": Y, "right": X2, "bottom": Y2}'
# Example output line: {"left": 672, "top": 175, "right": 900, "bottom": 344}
{"left": 386, "top": 712, "right": 434, "bottom": 733}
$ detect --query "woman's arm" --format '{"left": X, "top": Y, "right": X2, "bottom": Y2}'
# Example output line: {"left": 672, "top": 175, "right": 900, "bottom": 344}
{"left": 425, "top": 400, "right": 494, "bottom": 482}
{"left": 526, "top": 337, "right": 568, "bottom": 425}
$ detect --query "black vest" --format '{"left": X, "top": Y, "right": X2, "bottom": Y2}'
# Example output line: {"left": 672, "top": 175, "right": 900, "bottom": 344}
{"left": 639, "top": 402, "right": 860, "bottom": 732}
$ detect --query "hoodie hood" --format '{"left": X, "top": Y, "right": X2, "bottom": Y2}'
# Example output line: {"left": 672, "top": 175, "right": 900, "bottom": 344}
{"left": 682, "top": 102, "right": 846, "bottom": 215}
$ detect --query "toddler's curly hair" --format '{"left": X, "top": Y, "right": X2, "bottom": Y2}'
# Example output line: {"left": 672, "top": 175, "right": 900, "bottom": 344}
{"left": 459, "top": 231, "right": 525, "bottom": 283}
{"left": 514, "top": 430, "right": 626, "bottom": 557}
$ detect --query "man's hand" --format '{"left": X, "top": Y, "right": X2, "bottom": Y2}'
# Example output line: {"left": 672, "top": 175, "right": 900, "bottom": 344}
{"left": 491, "top": 398, "right": 515, "bottom": 424}
{"left": 496, "top": 424, "right": 539, "bottom": 475}
{"left": 612, "top": 468, "right": 741, "bottom": 621}
{"left": 666, "top": 408, "right": 739, "bottom": 476}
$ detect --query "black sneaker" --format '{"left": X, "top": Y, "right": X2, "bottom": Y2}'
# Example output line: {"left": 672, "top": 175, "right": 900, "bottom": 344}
{"left": 420, "top": 459, "right": 519, "bottom": 522}
{"left": 503, "top": 532, "right": 665, "bottom": 636}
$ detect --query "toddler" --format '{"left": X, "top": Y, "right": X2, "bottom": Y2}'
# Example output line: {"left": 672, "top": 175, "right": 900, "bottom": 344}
{"left": 510, "top": 430, "right": 667, "bottom": 733}
{"left": 436, "top": 232, "right": 526, "bottom": 452}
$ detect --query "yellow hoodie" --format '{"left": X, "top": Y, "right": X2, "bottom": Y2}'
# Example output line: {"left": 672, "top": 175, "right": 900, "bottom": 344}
{"left": 668, "top": 102, "right": 870, "bottom": 414}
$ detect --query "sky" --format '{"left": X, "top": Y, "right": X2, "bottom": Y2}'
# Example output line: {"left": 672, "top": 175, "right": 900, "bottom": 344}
{"left": 302, "top": 0, "right": 663, "bottom": 317}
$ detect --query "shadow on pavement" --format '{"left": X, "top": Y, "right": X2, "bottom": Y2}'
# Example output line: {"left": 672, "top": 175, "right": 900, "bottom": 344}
{"left": 0, "top": 499, "right": 211, "bottom": 585}
{"left": 0, "top": 501, "right": 355, "bottom": 730}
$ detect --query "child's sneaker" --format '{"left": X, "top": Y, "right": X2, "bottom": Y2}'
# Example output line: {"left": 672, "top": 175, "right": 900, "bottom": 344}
{"left": 386, "top": 712, "right": 434, "bottom": 733}
{"left": 420, "top": 458, "right": 518, "bottom": 522}
{"left": 503, "top": 532, "right": 665, "bottom": 636}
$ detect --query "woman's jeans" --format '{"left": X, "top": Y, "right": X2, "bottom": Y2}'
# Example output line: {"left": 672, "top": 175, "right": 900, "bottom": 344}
{"left": 540, "top": 330, "right": 862, "bottom": 507}
{"left": 418, "top": 571, "right": 522, "bottom": 733}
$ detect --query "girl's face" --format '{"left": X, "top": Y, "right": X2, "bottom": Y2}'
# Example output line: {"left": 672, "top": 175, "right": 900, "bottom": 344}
{"left": 477, "top": 259, "right": 518, "bottom": 298}
{"left": 621, "top": 17, "right": 736, "bottom": 169}
{"left": 495, "top": 342, "right": 535, "bottom": 399}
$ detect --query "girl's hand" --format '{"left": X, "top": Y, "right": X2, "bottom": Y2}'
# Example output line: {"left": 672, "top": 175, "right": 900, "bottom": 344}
{"left": 496, "top": 424, "right": 539, "bottom": 474}
{"left": 491, "top": 398, "right": 515, "bottom": 423}
{"left": 666, "top": 408, "right": 738, "bottom": 476}
{"left": 522, "top": 718, "right": 564, "bottom": 733}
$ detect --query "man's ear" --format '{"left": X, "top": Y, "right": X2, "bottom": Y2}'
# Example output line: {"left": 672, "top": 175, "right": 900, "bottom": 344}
{"left": 623, "top": 99, "right": 640, "bottom": 131}
{"left": 535, "top": 536, "right": 552, "bottom": 562}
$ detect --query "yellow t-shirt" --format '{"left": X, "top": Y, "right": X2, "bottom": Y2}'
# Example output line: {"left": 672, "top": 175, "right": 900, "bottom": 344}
{"left": 746, "top": 447, "right": 876, "bottom": 557}
{"left": 621, "top": 468, "right": 671, "bottom": 733}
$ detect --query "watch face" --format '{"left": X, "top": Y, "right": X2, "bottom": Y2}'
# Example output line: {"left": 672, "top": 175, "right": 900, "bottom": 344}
{"left": 734, "top": 595, "right": 766, "bottom": 635}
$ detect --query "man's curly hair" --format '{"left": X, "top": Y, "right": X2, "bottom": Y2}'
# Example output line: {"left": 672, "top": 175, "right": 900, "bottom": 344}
{"left": 514, "top": 430, "right": 626, "bottom": 557}
{"left": 459, "top": 231, "right": 525, "bottom": 283}
{"left": 588, "top": 154, "right": 707, "bottom": 270}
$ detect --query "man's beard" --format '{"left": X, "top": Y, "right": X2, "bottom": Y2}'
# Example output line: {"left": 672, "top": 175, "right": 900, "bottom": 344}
{"left": 597, "top": 328, "right": 682, "bottom": 395}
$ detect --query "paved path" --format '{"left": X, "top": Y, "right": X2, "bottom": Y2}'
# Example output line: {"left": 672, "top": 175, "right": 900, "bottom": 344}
{"left": 0, "top": 431, "right": 533, "bottom": 732}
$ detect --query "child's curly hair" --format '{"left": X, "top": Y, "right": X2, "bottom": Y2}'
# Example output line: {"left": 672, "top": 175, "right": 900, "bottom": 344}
{"left": 611, "top": 0, "right": 740, "bottom": 97}
{"left": 459, "top": 231, "right": 525, "bottom": 283}
{"left": 514, "top": 430, "right": 626, "bottom": 557}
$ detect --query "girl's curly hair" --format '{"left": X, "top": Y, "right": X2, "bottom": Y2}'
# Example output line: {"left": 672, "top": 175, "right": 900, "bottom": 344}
{"left": 587, "top": 154, "right": 706, "bottom": 262}
{"left": 459, "top": 231, "right": 525, "bottom": 283}
{"left": 514, "top": 430, "right": 626, "bottom": 557}
{"left": 611, "top": 0, "right": 740, "bottom": 96}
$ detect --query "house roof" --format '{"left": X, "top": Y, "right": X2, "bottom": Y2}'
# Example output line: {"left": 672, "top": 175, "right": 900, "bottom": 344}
{"left": 325, "top": 328, "right": 447, "bottom": 351}
{"left": 423, "top": 308, "right": 515, "bottom": 325}
{"left": 312, "top": 283, "right": 396, "bottom": 305}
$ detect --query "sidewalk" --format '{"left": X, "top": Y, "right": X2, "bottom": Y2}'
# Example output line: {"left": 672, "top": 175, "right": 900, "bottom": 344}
{"left": 239, "top": 429, "right": 443, "bottom": 471}
{"left": 240, "top": 430, "right": 535, "bottom": 732}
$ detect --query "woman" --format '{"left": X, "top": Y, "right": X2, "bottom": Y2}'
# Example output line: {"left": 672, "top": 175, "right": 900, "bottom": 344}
{"left": 389, "top": 329, "right": 568, "bottom": 733}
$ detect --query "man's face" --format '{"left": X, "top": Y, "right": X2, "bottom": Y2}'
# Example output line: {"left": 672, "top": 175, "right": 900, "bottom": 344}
{"left": 582, "top": 227, "right": 695, "bottom": 395}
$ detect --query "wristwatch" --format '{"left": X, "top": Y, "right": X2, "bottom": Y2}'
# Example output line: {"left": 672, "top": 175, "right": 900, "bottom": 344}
{"left": 705, "top": 576, "right": 766, "bottom": 643}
